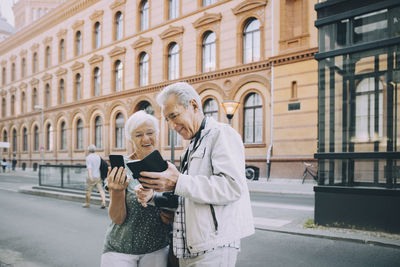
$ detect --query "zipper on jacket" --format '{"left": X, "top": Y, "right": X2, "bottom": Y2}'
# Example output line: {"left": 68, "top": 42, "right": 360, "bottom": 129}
{"left": 209, "top": 204, "right": 218, "bottom": 234}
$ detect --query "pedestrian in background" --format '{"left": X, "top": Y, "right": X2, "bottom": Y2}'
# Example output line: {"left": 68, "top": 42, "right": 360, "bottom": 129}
{"left": 83, "top": 144, "right": 106, "bottom": 208}
{"left": 1, "top": 158, "right": 7, "bottom": 173}
{"left": 101, "top": 111, "right": 171, "bottom": 267}
{"left": 136, "top": 82, "right": 255, "bottom": 267}
{"left": 12, "top": 155, "right": 17, "bottom": 171}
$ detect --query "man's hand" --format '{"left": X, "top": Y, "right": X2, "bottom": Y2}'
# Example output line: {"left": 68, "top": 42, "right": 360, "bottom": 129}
{"left": 134, "top": 184, "right": 154, "bottom": 207}
{"left": 107, "top": 167, "right": 129, "bottom": 192}
{"left": 139, "top": 162, "right": 180, "bottom": 192}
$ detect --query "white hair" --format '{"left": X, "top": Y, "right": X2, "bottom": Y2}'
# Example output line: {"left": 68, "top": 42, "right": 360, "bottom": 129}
{"left": 156, "top": 82, "right": 203, "bottom": 113}
{"left": 88, "top": 144, "right": 96, "bottom": 153}
{"left": 124, "top": 110, "right": 159, "bottom": 141}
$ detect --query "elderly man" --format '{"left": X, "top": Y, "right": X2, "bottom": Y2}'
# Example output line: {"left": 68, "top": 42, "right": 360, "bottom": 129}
{"left": 137, "top": 82, "right": 254, "bottom": 266}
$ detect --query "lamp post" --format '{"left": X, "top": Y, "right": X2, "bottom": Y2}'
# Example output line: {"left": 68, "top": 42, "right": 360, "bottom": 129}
{"left": 221, "top": 100, "right": 240, "bottom": 125}
{"left": 34, "top": 105, "right": 44, "bottom": 165}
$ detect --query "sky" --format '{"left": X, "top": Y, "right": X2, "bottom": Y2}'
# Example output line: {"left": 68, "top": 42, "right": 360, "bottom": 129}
{"left": 0, "top": 0, "right": 15, "bottom": 26}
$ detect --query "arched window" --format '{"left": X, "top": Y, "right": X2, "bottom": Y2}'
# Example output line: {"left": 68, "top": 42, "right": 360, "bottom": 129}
{"left": 59, "top": 39, "right": 65, "bottom": 62}
{"left": 59, "top": 79, "right": 65, "bottom": 104}
{"left": 115, "top": 12, "right": 123, "bottom": 41}
{"left": 138, "top": 101, "right": 154, "bottom": 115}
{"left": 203, "top": 0, "right": 216, "bottom": 7}
{"left": 46, "top": 124, "right": 52, "bottom": 151}
{"left": 139, "top": 52, "right": 149, "bottom": 86}
{"left": 33, "top": 52, "right": 38, "bottom": 73}
{"left": 21, "top": 92, "right": 26, "bottom": 113}
{"left": 244, "top": 92, "right": 263, "bottom": 143}
{"left": 95, "top": 116, "right": 103, "bottom": 149}
{"left": 3, "top": 131, "right": 7, "bottom": 152}
{"left": 140, "top": 0, "right": 149, "bottom": 31}
{"left": 202, "top": 31, "right": 216, "bottom": 72}
{"left": 355, "top": 77, "right": 383, "bottom": 140}
{"left": 94, "top": 22, "right": 101, "bottom": 49}
{"left": 45, "top": 83, "right": 51, "bottom": 108}
{"left": 12, "top": 129, "right": 17, "bottom": 152}
{"left": 60, "top": 122, "right": 66, "bottom": 150}
{"left": 45, "top": 46, "right": 51, "bottom": 68}
{"left": 168, "top": 42, "right": 179, "bottom": 80}
{"left": 1, "top": 97, "right": 6, "bottom": 117}
{"left": 11, "top": 63, "right": 15, "bottom": 81}
{"left": 11, "top": 95, "right": 15, "bottom": 116}
{"left": 34, "top": 125, "right": 39, "bottom": 151}
{"left": 75, "top": 73, "right": 81, "bottom": 100}
{"left": 115, "top": 113, "right": 125, "bottom": 149}
{"left": 21, "top": 58, "right": 26, "bottom": 78}
{"left": 75, "top": 31, "right": 82, "bottom": 56}
{"left": 114, "top": 60, "right": 123, "bottom": 92}
{"left": 32, "top": 88, "right": 37, "bottom": 108}
{"left": 203, "top": 98, "right": 218, "bottom": 120}
{"left": 23, "top": 128, "right": 28, "bottom": 152}
{"left": 243, "top": 18, "right": 260, "bottom": 63}
{"left": 1, "top": 67, "right": 6, "bottom": 85}
{"left": 93, "top": 67, "right": 101, "bottom": 96}
{"left": 169, "top": 0, "right": 179, "bottom": 20}
{"left": 76, "top": 119, "right": 83, "bottom": 149}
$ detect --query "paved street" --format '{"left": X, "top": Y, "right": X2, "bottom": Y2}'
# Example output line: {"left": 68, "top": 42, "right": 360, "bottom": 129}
{"left": 1, "top": 173, "right": 400, "bottom": 266}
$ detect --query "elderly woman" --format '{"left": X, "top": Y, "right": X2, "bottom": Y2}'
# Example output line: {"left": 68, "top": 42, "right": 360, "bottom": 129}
{"left": 101, "top": 110, "right": 171, "bottom": 267}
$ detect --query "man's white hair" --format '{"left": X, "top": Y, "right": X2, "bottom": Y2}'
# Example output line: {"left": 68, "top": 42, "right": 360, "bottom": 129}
{"left": 156, "top": 82, "right": 203, "bottom": 113}
{"left": 87, "top": 144, "right": 96, "bottom": 153}
{"left": 124, "top": 110, "right": 159, "bottom": 141}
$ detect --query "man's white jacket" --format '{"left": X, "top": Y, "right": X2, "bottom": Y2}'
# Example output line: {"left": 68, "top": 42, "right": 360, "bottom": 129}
{"left": 175, "top": 117, "right": 255, "bottom": 253}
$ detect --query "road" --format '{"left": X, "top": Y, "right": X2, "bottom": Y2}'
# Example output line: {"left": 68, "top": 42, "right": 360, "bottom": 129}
{"left": 1, "top": 174, "right": 400, "bottom": 267}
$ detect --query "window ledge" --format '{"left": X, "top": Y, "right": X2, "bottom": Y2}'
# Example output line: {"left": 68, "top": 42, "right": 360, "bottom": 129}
{"left": 244, "top": 143, "right": 266, "bottom": 148}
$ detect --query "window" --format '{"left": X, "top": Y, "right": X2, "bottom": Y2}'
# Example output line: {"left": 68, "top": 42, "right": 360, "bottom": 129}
{"left": 115, "top": 12, "right": 123, "bottom": 41}
{"left": 21, "top": 58, "right": 26, "bottom": 78}
{"left": 291, "top": 81, "right": 298, "bottom": 99}
{"left": 355, "top": 77, "right": 383, "bottom": 141}
{"left": 60, "top": 122, "right": 66, "bottom": 150}
{"left": 243, "top": 18, "right": 260, "bottom": 63}
{"left": 34, "top": 125, "right": 39, "bottom": 151}
{"left": 11, "top": 63, "right": 15, "bottom": 81}
{"left": 169, "top": 0, "right": 179, "bottom": 20}
{"left": 45, "top": 46, "right": 51, "bottom": 68}
{"left": 115, "top": 113, "right": 125, "bottom": 149}
{"left": 23, "top": 128, "right": 28, "bottom": 152}
{"left": 95, "top": 116, "right": 103, "bottom": 149}
{"left": 1, "top": 97, "right": 6, "bottom": 117}
{"left": 45, "top": 83, "right": 50, "bottom": 108}
{"left": 11, "top": 95, "right": 15, "bottom": 116}
{"left": 244, "top": 92, "right": 263, "bottom": 143}
{"left": 93, "top": 67, "right": 101, "bottom": 96}
{"left": 32, "top": 88, "right": 37, "bottom": 108}
{"left": 76, "top": 119, "right": 83, "bottom": 149}
{"left": 138, "top": 101, "right": 154, "bottom": 115}
{"left": 1, "top": 67, "right": 5, "bottom": 85}
{"left": 203, "top": 98, "right": 218, "bottom": 120}
{"left": 94, "top": 22, "right": 101, "bottom": 49}
{"left": 2, "top": 131, "right": 7, "bottom": 152}
{"left": 59, "top": 79, "right": 65, "bottom": 104}
{"left": 202, "top": 31, "right": 216, "bottom": 72}
{"left": 114, "top": 60, "right": 123, "bottom": 92}
{"left": 59, "top": 39, "right": 65, "bottom": 62}
{"left": 33, "top": 52, "right": 38, "bottom": 73}
{"left": 46, "top": 124, "right": 52, "bottom": 151}
{"left": 168, "top": 42, "right": 179, "bottom": 80}
{"left": 139, "top": 52, "right": 149, "bottom": 86}
{"left": 75, "top": 73, "right": 81, "bottom": 100}
{"left": 203, "top": 0, "right": 216, "bottom": 7}
{"left": 140, "top": 0, "right": 149, "bottom": 31}
{"left": 12, "top": 129, "right": 17, "bottom": 152}
{"left": 75, "top": 31, "right": 82, "bottom": 56}
{"left": 21, "top": 92, "right": 26, "bottom": 113}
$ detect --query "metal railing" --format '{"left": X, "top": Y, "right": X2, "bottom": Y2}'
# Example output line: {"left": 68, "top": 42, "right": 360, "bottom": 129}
{"left": 39, "top": 164, "right": 87, "bottom": 190}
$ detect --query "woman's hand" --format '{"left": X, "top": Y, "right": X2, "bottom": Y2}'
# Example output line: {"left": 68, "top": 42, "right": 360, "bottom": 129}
{"left": 107, "top": 167, "right": 129, "bottom": 192}
{"left": 134, "top": 184, "right": 154, "bottom": 207}
{"left": 160, "top": 210, "right": 174, "bottom": 225}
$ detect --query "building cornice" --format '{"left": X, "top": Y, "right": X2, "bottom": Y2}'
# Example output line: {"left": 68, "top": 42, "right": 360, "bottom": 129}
{"left": 9, "top": 86, "right": 17, "bottom": 94}
{"left": 159, "top": 26, "right": 184, "bottom": 39}
{"left": 10, "top": 55, "right": 17, "bottom": 62}
{"left": 19, "top": 82, "right": 27, "bottom": 89}
{"left": 57, "top": 29, "right": 68, "bottom": 39}
{"left": 88, "top": 54, "right": 104, "bottom": 65}
{"left": 193, "top": 13, "right": 222, "bottom": 28}
{"left": 108, "top": 46, "right": 126, "bottom": 57}
{"left": 232, "top": 0, "right": 268, "bottom": 15}
{"left": 30, "top": 78, "right": 39, "bottom": 86}
{"left": 41, "top": 73, "right": 53, "bottom": 81}
{"left": 70, "top": 61, "right": 85, "bottom": 71}
{"left": 132, "top": 37, "right": 153, "bottom": 50}
{"left": 89, "top": 10, "right": 104, "bottom": 21}
{"left": 30, "top": 43, "right": 39, "bottom": 51}
{"left": 72, "top": 20, "right": 85, "bottom": 30}
{"left": 19, "top": 49, "right": 27, "bottom": 57}
{"left": 55, "top": 67, "right": 68, "bottom": 77}
{"left": 110, "top": 0, "right": 126, "bottom": 10}
{"left": 43, "top": 36, "right": 53, "bottom": 45}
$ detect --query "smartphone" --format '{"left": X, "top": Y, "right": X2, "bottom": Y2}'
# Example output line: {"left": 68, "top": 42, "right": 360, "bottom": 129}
{"left": 109, "top": 154, "right": 125, "bottom": 170}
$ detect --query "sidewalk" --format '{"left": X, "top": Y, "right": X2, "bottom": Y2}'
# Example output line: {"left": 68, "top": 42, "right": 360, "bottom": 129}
{"left": 3, "top": 170, "right": 400, "bottom": 249}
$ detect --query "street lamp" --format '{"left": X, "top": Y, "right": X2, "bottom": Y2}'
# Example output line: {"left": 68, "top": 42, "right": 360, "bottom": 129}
{"left": 221, "top": 100, "right": 240, "bottom": 125}
{"left": 34, "top": 105, "right": 44, "bottom": 165}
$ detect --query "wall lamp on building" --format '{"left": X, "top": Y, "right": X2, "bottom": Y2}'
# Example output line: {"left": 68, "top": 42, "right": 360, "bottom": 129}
{"left": 221, "top": 100, "right": 240, "bottom": 125}
{"left": 34, "top": 105, "right": 45, "bottom": 165}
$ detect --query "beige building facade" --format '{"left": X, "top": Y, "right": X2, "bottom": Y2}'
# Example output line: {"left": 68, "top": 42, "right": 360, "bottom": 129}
{"left": 0, "top": 0, "right": 319, "bottom": 178}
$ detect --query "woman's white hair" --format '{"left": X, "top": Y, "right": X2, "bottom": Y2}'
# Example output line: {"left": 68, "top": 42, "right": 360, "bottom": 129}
{"left": 156, "top": 82, "right": 203, "bottom": 113}
{"left": 124, "top": 110, "right": 159, "bottom": 141}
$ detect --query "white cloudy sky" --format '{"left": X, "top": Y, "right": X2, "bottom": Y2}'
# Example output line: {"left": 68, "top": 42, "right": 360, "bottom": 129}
{"left": 0, "top": 0, "right": 15, "bottom": 26}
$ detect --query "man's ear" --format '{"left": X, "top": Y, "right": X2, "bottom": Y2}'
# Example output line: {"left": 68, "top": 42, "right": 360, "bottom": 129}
{"left": 190, "top": 99, "right": 199, "bottom": 111}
